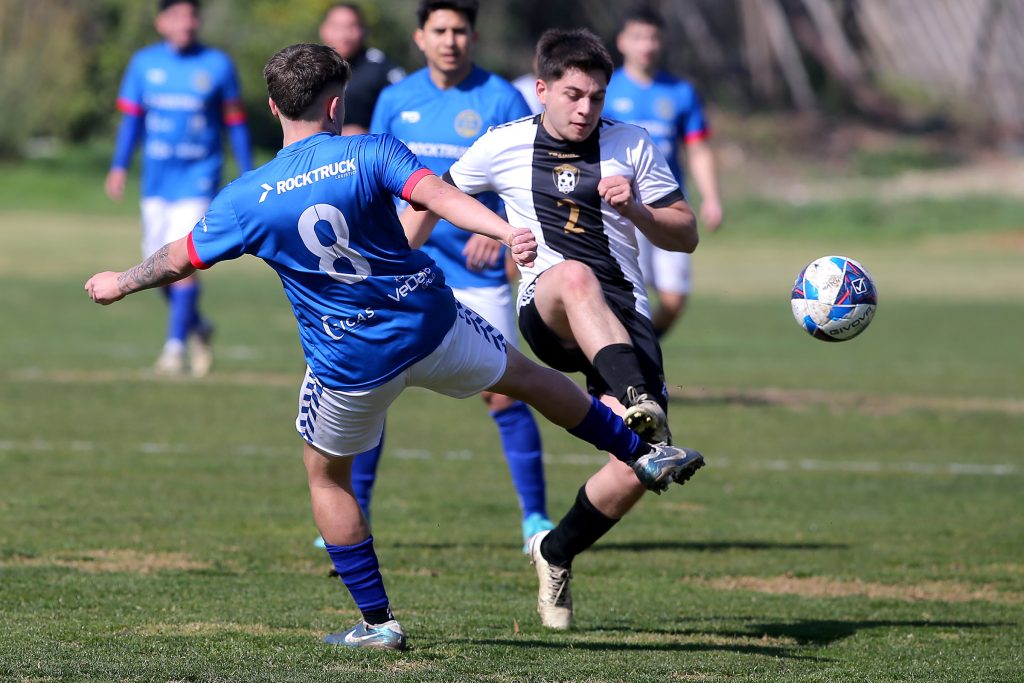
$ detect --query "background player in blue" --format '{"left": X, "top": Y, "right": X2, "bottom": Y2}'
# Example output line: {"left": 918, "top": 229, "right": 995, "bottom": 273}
{"left": 367, "top": 0, "right": 554, "bottom": 547}
{"left": 85, "top": 43, "right": 704, "bottom": 649}
{"left": 608, "top": 5, "right": 724, "bottom": 338}
{"left": 105, "top": 0, "right": 252, "bottom": 376}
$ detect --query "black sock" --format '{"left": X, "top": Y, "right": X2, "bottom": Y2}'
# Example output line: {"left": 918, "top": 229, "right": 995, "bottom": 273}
{"left": 591, "top": 343, "right": 648, "bottom": 406}
{"left": 540, "top": 486, "right": 620, "bottom": 568}
{"left": 362, "top": 606, "right": 393, "bottom": 626}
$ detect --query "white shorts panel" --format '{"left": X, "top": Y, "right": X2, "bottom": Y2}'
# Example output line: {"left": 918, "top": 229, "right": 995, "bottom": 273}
{"left": 451, "top": 283, "right": 518, "bottom": 347}
{"left": 636, "top": 230, "right": 692, "bottom": 295}
{"left": 295, "top": 303, "right": 508, "bottom": 457}
{"left": 407, "top": 301, "right": 508, "bottom": 398}
{"left": 140, "top": 198, "right": 210, "bottom": 257}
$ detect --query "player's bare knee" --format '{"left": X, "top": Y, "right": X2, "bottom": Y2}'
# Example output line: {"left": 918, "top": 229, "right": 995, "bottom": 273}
{"left": 481, "top": 391, "right": 517, "bottom": 411}
{"left": 558, "top": 260, "right": 601, "bottom": 301}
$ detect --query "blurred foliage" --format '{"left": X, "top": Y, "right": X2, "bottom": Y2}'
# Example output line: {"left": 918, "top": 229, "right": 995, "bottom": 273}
{"left": 0, "top": 0, "right": 1001, "bottom": 158}
{"left": 853, "top": 142, "right": 964, "bottom": 179}
{"left": 0, "top": 0, "right": 567, "bottom": 157}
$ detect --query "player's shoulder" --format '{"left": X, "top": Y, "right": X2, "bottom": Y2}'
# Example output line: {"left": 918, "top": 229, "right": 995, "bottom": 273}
{"left": 195, "top": 44, "right": 239, "bottom": 72}
{"left": 472, "top": 66, "right": 519, "bottom": 94}
{"left": 130, "top": 42, "right": 168, "bottom": 66}
{"left": 364, "top": 47, "right": 396, "bottom": 69}
{"left": 377, "top": 67, "right": 430, "bottom": 103}
{"left": 655, "top": 71, "right": 701, "bottom": 98}
{"left": 599, "top": 116, "right": 652, "bottom": 139}
{"left": 482, "top": 113, "right": 539, "bottom": 139}
{"left": 598, "top": 117, "right": 659, "bottom": 153}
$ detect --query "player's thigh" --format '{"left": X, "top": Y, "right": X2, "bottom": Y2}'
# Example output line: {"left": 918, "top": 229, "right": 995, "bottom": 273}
{"left": 295, "top": 366, "right": 404, "bottom": 457}
{"left": 140, "top": 198, "right": 210, "bottom": 257}
{"left": 407, "top": 301, "right": 508, "bottom": 398}
{"left": 451, "top": 284, "right": 519, "bottom": 347}
{"left": 651, "top": 246, "right": 691, "bottom": 296}
{"left": 517, "top": 278, "right": 590, "bottom": 375}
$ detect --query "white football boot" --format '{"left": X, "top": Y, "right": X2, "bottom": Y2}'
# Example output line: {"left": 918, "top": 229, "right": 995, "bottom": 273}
{"left": 527, "top": 530, "right": 573, "bottom": 630}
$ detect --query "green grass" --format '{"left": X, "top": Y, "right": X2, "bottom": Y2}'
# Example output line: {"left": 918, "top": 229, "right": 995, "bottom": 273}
{"left": 1, "top": 188, "right": 1023, "bottom": 681}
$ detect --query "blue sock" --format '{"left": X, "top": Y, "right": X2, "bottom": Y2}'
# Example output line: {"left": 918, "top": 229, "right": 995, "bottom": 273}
{"left": 568, "top": 396, "right": 650, "bottom": 463}
{"left": 491, "top": 402, "right": 547, "bottom": 519}
{"left": 325, "top": 536, "right": 392, "bottom": 624}
{"left": 167, "top": 283, "right": 199, "bottom": 344}
{"left": 350, "top": 434, "right": 384, "bottom": 521}
{"left": 185, "top": 281, "right": 208, "bottom": 335}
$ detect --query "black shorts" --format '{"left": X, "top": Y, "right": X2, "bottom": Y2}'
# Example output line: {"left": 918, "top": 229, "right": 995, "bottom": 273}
{"left": 516, "top": 275, "right": 667, "bottom": 408}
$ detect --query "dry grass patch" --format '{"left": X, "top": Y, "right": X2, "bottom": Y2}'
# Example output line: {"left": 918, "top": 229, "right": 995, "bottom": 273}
{"left": 4, "top": 549, "right": 209, "bottom": 573}
{"left": 670, "top": 385, "right": 1024, "bottom": 417}
{"left": 137, "top": 622, "right": 318, "bottom": 638}
{"left": 688, "top": 574, "right": 1023, "bottom": 604}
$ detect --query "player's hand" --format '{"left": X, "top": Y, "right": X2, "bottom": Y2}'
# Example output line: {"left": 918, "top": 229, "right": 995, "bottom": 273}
{"left": 700, "top": 197, "right": 723, "bottom": 232}
{"left": 462, "top": 233, "right": 502, "bottom": 272}
{"left": 105, "top": 169, "right": 127, "bottom": 202}
{"left": 505, "top": 227, "right": 537, "bottom": 268}
{"left": 598, "top": 175, "right": 639, "bottom": 216}
{"left": 84, "top": 272, "right": 125, "bottom": 305}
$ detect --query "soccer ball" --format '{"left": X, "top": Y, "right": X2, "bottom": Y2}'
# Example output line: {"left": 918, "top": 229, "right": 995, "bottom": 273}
{"left": 791, "top": 255, "right": 877, "bottom": 342}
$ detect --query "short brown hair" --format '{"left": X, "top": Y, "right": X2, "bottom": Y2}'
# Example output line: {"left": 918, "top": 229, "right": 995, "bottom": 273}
{"left": 416, "top": 0, "right": 478, "bottom": 28}
{"left": 264, "top": 44, "right": 352, "bottom": 120}
{"left": 536, "top": 28, "right": 613, "bottom": 84}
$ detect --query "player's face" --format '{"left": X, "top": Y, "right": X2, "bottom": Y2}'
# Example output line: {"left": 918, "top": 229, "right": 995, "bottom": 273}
{"left": 320, "top": 7, "right": 365, "bottom": 60}
{"left": 414, "top": 9, "right": 475, "bottom": 78}
{"left": 156, "top": 2, "right": 200, "bottom": 51}
{"left": 617, "top": 21, "right": 663, "bottom": 71}
{"left": 538, "top": 68, "right": 607, "bottom": 143}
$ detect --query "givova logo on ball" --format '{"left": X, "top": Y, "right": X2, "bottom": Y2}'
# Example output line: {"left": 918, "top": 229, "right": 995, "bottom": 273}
{"left": 791, "top": 255, "right": 877, "bottom": 342}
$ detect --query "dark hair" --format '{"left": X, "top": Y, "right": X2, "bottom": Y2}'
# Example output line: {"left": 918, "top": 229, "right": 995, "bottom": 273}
{"left": 621, "top": 5, "right": 665, "bottom": 31}
{"left": 324, "top": 2, "right": 364, "bottom": 26}
{"left": 264, "top": 44, "right": 352, "bottom": 120}
{"left": 415, "top": 0, "right": 478, "bottom": 28}
{"left": 536, "top": 28, "right": 613, "bottom": 84}
{"left": 159, "top": 0, "right": 199, "bottom": 11}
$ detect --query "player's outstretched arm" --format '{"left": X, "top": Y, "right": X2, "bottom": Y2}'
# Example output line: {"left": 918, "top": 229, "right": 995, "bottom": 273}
{"left": 598, "top": 176, "right": 698, "bottom": 253}
{"left": 399, "top": 204, "right": 441, "bottom": 249}
{"left": 85, "top": 236, "right": 196, "bottom": 305}
{"left": 407, "top": 174, "right": 537, "bottom": 267}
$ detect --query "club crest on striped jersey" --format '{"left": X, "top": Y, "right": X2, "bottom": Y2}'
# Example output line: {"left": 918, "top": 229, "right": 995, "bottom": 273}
{"left": 553, "top": 163, "right": 580, "bottom": 194}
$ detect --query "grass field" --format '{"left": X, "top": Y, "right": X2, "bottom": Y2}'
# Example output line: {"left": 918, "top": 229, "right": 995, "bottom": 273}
{"left": 1, "top": 169, "right": 1023, "bottom": 681}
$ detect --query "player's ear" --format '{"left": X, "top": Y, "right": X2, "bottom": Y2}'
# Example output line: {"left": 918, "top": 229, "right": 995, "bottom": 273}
{"left": 536, "top": 79, "right": 549, "bottom": 107}
{"left": 329, "top": 97, "right": 344, "bottom": 126}
{"left": 413, "top": 28, "right": 425, "bottom": 53}
{"left": 268, "top": 97, "right": 280, "bottom": 119}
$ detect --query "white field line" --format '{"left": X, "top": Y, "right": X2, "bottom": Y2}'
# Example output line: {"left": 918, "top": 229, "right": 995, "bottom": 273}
{"left": 0, "top": 440, "right": 1017, "bottom": 477}
{"left": 11, "top": 368, "right": 1024, "bottom": 416}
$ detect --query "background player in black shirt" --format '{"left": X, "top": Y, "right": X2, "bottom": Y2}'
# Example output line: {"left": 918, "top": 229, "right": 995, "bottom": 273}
{"left": 320, "top": 2, "right": 405, "bottom": 135}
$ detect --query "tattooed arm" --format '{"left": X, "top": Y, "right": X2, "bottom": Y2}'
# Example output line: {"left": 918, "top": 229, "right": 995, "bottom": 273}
{"left": 84, "top": 236, "right": 196, "bottom": 305}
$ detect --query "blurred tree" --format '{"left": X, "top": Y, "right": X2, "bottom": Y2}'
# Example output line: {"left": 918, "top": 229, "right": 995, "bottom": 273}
{"left": 0, "top": 2, "right": 90, "bottom": 156}
{"left": 2, "top": 0, "right": 1019, "bottom": 157}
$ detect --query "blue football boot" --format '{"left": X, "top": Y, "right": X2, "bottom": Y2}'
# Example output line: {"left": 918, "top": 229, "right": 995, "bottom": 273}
{"left": 323, "top": 619, "right": 406, "bottom": 650}
{"left": 630, "top": 446, "right": 705, "bottom": 493}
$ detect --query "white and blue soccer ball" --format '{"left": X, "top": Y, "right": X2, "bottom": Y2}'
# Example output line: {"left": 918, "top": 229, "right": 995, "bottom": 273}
{"left": 791, "top": 255, "right": 877, "bottom": 342}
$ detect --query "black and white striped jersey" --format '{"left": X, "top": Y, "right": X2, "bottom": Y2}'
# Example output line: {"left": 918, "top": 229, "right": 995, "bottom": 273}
{"left": 445, "top": 114, "right": 683, "bottom": 317}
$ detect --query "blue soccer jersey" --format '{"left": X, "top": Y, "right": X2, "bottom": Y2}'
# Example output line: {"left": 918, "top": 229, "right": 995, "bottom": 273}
{"left": 606, "top": 68, "right": 709, "bottom": 187}
{"left": 116, "top": 42, "right": 247, "bottom": 200}
{"left": 371, "top": 66, "right": 531, "bottom": 288}
{"left": 187, "top": 132, "right": 456, "bottom": 390}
